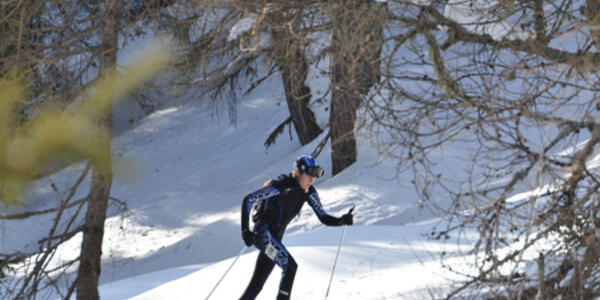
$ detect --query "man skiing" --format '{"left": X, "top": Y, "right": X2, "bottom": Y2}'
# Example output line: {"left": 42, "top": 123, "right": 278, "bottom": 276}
{"left": 239, "top": 154, "right": 354, "bottom": 300}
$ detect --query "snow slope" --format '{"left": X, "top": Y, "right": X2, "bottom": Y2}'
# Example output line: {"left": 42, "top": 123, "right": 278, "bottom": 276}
{"left": 2, "top": 70, "right": 451, "bottom": 299}
{"left": 100, "top": 221, "right": 476, "bottom": 300}
{"left": 4, "top": 5, "right": 599, "bottom": 298}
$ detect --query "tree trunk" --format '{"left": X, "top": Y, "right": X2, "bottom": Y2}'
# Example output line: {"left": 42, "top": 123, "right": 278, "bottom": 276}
{"left": 272, "top": 11, "right": 322, "bottom": 146}
{"left": 76, "top": 1, "right": 120, "bottom": 299}
{"left": 329, "top": 0, "right": 384, "bottom": 175}
{"left": 278, "top": 46, "right": 322, "bottom": 145}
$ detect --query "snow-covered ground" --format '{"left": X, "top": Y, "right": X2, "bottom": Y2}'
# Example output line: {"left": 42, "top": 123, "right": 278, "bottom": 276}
{"left": 100, "top": 221, "right": 476, "bottom": 300}
{"left": 1, "top": 68, "right": 470, "bottom": 299}
{"left": 7, "top": 31, "right": 583, "bottom": 298}
{"left": 4, "top": 3, "right": 599, "bottom": 298}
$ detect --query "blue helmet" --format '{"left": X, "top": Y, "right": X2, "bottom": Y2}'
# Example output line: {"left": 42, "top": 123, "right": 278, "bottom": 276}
{"left": 294, "top": 155, "right": 324, "bottom": 178}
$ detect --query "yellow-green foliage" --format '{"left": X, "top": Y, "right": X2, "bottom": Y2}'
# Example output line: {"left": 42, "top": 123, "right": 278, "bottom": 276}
{"left": 0, "top": 38, "right": 173, "bottom": 206}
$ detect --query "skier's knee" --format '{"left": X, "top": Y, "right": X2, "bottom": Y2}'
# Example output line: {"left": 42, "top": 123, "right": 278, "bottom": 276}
{"left": 287, "top": 257, "right": 297, "bottom": 274}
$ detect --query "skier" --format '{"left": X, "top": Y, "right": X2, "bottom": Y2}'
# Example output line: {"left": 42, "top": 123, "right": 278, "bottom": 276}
{"left": 239, "top": 154, "right": 354, "bottom": 300}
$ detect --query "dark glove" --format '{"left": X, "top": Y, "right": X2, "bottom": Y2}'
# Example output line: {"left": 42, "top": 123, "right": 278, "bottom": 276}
{"left": 242, "top": 228, "right": 256, "bottom": 247}
{"left": 340, "top": 206, "right": 354, "bottom": 225}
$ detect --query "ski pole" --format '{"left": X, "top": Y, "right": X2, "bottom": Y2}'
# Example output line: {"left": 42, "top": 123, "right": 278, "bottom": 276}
{"left": 204, "top": 245, "right": 248, "bottom": 300}
{"left": 325, "top": 225, "right": 348, "bottom": 300}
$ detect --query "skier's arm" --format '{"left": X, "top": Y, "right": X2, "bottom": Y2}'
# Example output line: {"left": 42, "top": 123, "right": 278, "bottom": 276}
{"left": 241, "top": 184, "right": 280, "bottom": 231}
{"left": 307, "top": 191, "right": 346, "bottom": 226}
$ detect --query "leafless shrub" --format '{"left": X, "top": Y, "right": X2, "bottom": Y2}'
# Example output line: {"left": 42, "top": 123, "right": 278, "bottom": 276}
{"left": 361, "top": 0, "right": 600, "bottom": 298}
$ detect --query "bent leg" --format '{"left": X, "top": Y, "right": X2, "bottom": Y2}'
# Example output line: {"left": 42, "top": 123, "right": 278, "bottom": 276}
{"left": 239, "top": 252, "right": 275, "bottom": 300}
{"left": 277, "top": 255, "right": 297, "bottom": 300}
{"left": 257, "top": 229, "right": 297, "bottom": 300}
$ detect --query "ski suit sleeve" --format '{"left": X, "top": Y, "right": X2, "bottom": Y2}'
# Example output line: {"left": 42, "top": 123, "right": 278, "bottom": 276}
{"left": 241, "top": 183, "right": 280, "bottom": 231}
{"left": 307, "top": 190, "right": 343, "bottom": 226}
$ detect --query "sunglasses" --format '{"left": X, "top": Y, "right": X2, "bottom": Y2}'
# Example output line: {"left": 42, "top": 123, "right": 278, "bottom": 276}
{"left": 303, "top": 166, "right": 324, "bottom": 178}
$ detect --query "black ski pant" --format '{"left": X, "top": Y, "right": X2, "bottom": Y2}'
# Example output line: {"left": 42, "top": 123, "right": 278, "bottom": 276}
{"left": 240, "top": 224, "right": 297, "bottom": 300}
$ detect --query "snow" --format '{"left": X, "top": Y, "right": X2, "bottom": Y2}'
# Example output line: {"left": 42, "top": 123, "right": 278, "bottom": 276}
{"left": 5, "top": 18, "right": 599, "bottom": 300}
{"left": 443, "top": 0, "right": 531, "bottom": 41}
{"left": 11, "top": 16, "right": 592, "bottom": 297}
{"left": 228, "top": 13, "right": 257, "bottom": 42}
{"left": 4, "top": 2, "right": 600, "bottom": 298}
{"left": 101, "top": 222, "right": 472, "bottom": 300}
{"left": 1, "top": 68, "right": 472, "bottom": 299}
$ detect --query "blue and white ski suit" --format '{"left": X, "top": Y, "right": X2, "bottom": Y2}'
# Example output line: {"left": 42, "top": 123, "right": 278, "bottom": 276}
{"left": 239, "top": 174, "right": 346, "bottom": 300}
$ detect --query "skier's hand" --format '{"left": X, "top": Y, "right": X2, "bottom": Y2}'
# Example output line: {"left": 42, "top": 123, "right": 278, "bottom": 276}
{"left": 242, "top": 228, "right": 256, "bottom": 247}
{"left": 341, "top": 206, "right": 354, "bottom": 226}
